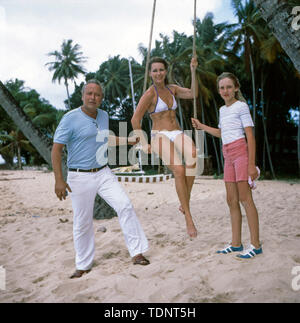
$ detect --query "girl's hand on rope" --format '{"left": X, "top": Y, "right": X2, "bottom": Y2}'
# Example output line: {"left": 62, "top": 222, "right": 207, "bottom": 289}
{"left": 191, "top": 118, "right": 203, "bottom": 130}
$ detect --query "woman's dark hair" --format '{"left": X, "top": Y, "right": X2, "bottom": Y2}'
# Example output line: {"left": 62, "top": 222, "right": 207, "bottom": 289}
{"left": 148, "top": 57, "right": 169, "bottom": 85}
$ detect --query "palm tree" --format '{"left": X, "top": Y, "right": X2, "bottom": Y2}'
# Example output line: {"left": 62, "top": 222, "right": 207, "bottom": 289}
{"left": 0, "top": 130, "right": 34, "bottom": 169}
{"left": 96, "top": 55, "right": 129, "bottom": 102}
{"left": 230, "top": 0, "right": 263, "bottom": 125}
{"left": 46, "top": 39, "right": 87, "bottom": 109}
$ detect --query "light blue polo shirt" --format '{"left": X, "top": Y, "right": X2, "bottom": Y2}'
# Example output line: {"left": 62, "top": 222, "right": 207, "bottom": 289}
{"left": 53, "top": 107, "right": 109, "bottom": 169}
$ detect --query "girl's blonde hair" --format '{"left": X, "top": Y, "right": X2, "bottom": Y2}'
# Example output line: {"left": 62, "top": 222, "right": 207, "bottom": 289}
{"left": 216, "top": 72, "right": 247, "bottom": 103}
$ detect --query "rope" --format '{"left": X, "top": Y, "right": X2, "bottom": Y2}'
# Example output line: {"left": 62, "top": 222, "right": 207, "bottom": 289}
{"left": 192, "top": 0, "right": 197, "bottom": 119}
{"left": 143, "top": 0, "right": 157, "bottom": 94}
{"left": 192, "top": 0, "right": 204, "bottom": 176}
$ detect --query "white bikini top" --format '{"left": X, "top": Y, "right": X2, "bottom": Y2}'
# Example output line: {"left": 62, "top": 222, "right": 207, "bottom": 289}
{"left": 149, "top": 85, "right": 177, "bottom": 115}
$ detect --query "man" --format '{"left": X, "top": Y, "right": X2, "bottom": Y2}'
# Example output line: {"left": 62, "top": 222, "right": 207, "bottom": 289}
{"left": 52, "top": 79, "right": 149, "bottom": 279}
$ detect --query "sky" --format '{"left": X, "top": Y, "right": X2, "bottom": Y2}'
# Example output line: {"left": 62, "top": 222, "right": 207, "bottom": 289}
{"left": 0, "top": 0, "right": 236, "bottom": 110}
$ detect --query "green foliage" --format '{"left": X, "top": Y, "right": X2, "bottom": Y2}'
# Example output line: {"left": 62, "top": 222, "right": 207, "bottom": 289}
{"left": 0, "top": 79, "right": 65, "bottom": 167}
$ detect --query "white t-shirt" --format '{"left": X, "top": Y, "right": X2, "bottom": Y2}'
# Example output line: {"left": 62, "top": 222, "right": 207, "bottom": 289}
{"left": 218, "top": 100, "right": 254, "bottom": 145}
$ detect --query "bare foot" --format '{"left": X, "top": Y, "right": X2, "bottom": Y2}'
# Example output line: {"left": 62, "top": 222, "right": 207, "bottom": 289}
{"left": 186, "top": 221, "right": 197, "bottom": 238}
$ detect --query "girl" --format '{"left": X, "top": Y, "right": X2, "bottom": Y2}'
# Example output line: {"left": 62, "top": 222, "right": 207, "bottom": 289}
{"left": 191, "top": 72, "right": 262, "bottom": 259}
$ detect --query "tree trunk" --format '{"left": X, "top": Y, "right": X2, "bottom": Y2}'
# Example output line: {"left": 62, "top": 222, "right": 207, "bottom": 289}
{"left": 260, "top": 74, "right": 276, "bottom": 179}
{"left": 206, "top": 110, "right": 221, "bottom": 175}
{"left": 0, "top": 80, "right": 53, "bottom": 165}
{"left": 17, "top": 145, "right": 22, "bottom": 170}
{"left": 212, "top": 97, "right": 224, "bottom": 170}
{"left": 253, "top": 0, "right": 300, "bottom": 74}
{"left": 199, "top": 93, "right": 208, "bottom": 157}
{"left": 0, "top": 80, "right": 116, "bottom": 219}
{"left": 177, "top": 100, "right": 184, "bottom": 130}
{"left": 249, "top": 49, "right": 256, "bottom": 126}
{"left": 65, "top": 79, "right": 71, "bottom": 110}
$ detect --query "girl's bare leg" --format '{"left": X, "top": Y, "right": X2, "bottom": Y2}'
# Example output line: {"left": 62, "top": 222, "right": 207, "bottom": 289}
{"left": 225, "top": 182, "right": 242, "bottom": 247}
{"left": 237, "top": 181, "right": 260, "bottom": 248}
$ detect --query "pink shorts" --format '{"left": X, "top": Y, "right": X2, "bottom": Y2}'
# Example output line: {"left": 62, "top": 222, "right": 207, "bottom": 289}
{"left": 222, "top": 138, "right": 248, "bottom": 183}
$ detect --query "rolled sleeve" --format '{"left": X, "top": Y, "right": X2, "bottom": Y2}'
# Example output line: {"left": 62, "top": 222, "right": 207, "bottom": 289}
{"left": 53, "top": 115, "right": 72, "bottom": 144}
{"left": 240, "top": 103, "right": 254, "bottom": 128}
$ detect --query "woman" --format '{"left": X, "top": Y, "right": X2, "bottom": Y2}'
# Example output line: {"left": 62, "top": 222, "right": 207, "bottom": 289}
{"left": 131, "top": 56, "right": 198, "bottom": 238}
{"left": 191, "top": 72, "right": 262, "bottom": 258}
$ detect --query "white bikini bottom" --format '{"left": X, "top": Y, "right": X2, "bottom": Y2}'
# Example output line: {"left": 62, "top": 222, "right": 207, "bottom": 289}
{"left": 151, "top": 130, "right": 183, "bottom": 142}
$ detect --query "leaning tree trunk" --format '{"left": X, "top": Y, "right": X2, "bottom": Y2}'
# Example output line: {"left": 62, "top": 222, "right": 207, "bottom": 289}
{"left": 253, "top": 0, "right": 300, "bottom": 74}
{"left": 0, "top": 81, "right": 53, "bottom": 166}
{"left": 0, "top": 80, "right": 116, "bottom": 219}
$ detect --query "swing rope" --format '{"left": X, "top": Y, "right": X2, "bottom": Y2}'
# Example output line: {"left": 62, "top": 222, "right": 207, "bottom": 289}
{"left": 192, "top": 0, "right": 204, "bottom": 176}
{"left": 192, "top": 0, "right": 197, "bottom": 120}
{"left": 143, "top": 0, "right": 157, "bottom": 94}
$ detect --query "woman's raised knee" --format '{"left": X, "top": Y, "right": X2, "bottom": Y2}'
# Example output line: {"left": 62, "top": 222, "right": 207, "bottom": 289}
{"left": 172, "top": 165, "right": 186, "bottom": 178}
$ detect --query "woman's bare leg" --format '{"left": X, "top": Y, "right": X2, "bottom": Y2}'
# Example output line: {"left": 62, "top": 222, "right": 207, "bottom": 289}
{"left": 151, "top": 133, "right": 197, "bottom": 237}
{"left": 169, "top": 164, "right": 197, "bottom": 237}
{"left": 173, "top": 133, "right": 197, "bottom": 214}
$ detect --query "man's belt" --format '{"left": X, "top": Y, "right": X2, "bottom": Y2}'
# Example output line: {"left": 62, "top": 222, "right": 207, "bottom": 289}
{"left": 68, "top": 164, "right": 107, "bottom": 173}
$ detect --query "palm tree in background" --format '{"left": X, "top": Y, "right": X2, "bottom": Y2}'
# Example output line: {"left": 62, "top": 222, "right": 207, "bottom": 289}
{"left": 0, "top": 130, "right": 34, "bottom": 169}
{"left": 96, "top": 55, "right": 130, "bottom": 102}
{"left": 230, "top": 0, "right": 263, "bottom": 125}
{"left": 46, "top": 39, "right": 87, "bottom": 109}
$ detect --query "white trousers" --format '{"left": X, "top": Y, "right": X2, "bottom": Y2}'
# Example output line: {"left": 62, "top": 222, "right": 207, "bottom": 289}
{"left": 67, "top": 167, "right": 149, "bottom": 270}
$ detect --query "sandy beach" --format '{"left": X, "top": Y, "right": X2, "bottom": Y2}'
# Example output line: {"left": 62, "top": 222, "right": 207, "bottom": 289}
{"left": 0, "top": 169, "right": 299, "bottom": 303}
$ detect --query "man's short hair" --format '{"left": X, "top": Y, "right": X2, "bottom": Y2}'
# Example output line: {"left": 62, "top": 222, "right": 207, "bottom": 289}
{"left": 81, "top": 79, "right": 103, "bottom": 95}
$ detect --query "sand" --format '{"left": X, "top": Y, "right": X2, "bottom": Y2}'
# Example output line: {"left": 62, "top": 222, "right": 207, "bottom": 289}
{"left": 0, "top": 170, "right": 299, "bottom": 303}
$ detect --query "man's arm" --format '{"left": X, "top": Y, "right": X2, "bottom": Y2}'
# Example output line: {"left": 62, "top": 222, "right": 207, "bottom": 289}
{"left": 108, "top": 135, "right": 139, "bottom": 146}
{"left": 51, "top": 143, "right": 71, "bottom": 200}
